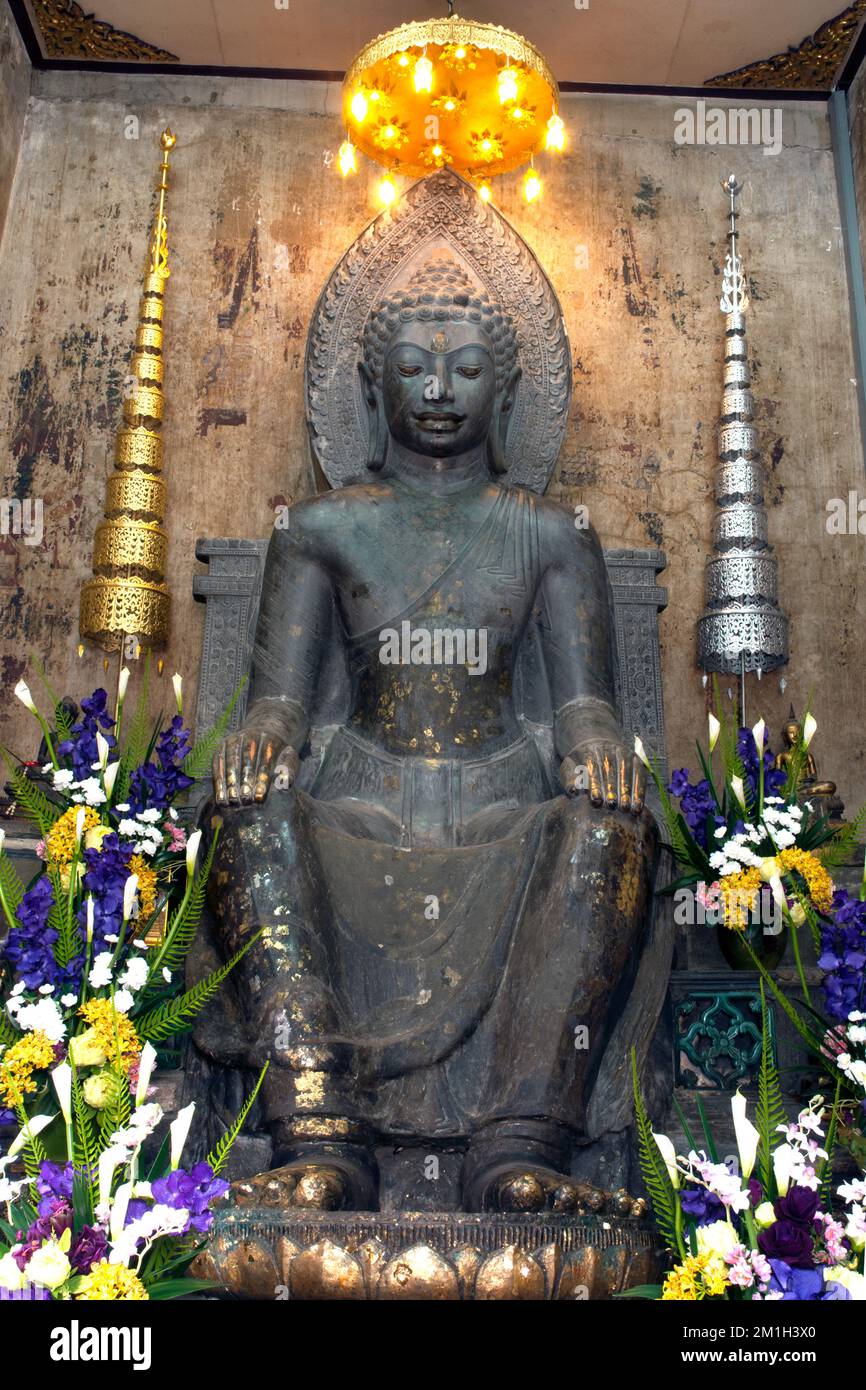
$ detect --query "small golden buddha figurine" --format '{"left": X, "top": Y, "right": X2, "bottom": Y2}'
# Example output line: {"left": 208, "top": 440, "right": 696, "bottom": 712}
{"left": 778, "top": 711, "right": 839, "bottom": 800}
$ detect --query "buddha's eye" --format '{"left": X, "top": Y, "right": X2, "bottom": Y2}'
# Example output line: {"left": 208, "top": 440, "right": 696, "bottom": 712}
{"left": 397, "top": 364, "right": 423, "bottom": 377}
{"left": 456, "top": 365, "right": 483, "bottom": 379}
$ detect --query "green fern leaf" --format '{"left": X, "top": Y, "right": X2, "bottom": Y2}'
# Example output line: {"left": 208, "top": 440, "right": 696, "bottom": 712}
{"left": 0, "top": 847, "right": 25, "bottom": 921}
{"left": 755, "top": 983, "right": 786, "bottom": 1196}
{"left": 183, "top": 677, "right": 247, "bottom": 779}
{"left": 207, "top": 1062, "right": 269, "bottom": 1176}
{"left": 2, "top": 758, "right": 60, "bottom": 837}
{"left": 135, "top": 932, "right": 261, "bottom": 1043}
{"left": 631, "top": 1048, "right": 679, "bottom": 1250}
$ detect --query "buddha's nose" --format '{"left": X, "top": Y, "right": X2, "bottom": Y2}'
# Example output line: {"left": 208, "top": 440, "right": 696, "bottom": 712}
{"left": 436, "top": 360, "right": 455, "bottom": 401}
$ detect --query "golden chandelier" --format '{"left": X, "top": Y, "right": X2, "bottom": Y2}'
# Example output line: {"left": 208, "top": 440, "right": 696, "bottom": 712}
{"left": 338, "top": 12, "right": 565, "bottom": 206}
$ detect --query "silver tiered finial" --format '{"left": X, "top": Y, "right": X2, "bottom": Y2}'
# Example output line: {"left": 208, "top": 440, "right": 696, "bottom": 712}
{"left": 697, "top": 176, "right": 788, "bottom": 677}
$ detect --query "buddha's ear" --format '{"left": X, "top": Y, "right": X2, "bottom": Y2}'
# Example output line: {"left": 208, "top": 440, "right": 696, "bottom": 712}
{"left": 489, "top": 365, "right": 521, "bottom": 475}
{"left": 357, "top": 360, "right": 388, "bottom": 472}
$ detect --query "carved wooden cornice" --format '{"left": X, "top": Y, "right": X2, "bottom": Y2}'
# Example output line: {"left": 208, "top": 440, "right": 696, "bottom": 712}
{"left": 707, "top": 1, "right": 866, "bottom": 89}
{"left": 29, "top": 0, "right": 178, "bottom": 62}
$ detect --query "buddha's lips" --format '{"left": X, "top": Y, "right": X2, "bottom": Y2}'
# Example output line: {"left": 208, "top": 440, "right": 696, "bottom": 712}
{"left": 414, "top": 412, "right": 465, "bottom": 431}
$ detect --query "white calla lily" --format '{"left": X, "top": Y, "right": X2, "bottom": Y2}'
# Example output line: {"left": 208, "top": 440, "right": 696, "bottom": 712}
{"left": 74, "top": 807, "right": 86, "bottom": 845}
{"left": 653, "top": 1132, "right": 679, "bottom": 1188}
{"left": 185, "top": 828, "right": 202, "bottom": 879}
{"left": 85, "top": 894, "right": 95, "bottom": 942}
{"left": 98, "top": 1147, "right": 124, "bottom": 1207}
{"left": 51, "top": 1061, "right": 73, "bottom": 1124}
{"left": 634, "top": 736, "right": 650, "bottom": 769}
{"left": 802, "top": 713, "right": 817, "bottom": 748}
{"left": 730, "top": 775, "right": 746, "bottom": 808}
{"left": 135, "top": 1042, "right": 158, "bottom": 1107}
{"left": 169, "top": 1102, "right": 196, "bottom": 1170}
{"left": 13, "top": 678, "right": 37, "bottom": 713}
{"left": 752, "top": 718, "right": 766, "bottom": 756}
{"left": 708, "top": 713, "right": 721, "bottom": 752}
{"left": 95, "top": 731, "right": 110, "bottom": 769}
{"left": 773, "top": 1143, "right": 797, "bottom": 1196}
{"left": 110, "top": 1181, "right": 133, "bottom": 1243}
{"left": 122, "top": 874, "right": 139, "bottom": 922}
{"left": 103, "top": 760, "right": 120, "bottom": 798}
{"left": 117, "top": 667, "right": 130, "bottom": 703}
{"left": 172, "top": 672, "right": 183, "bottom": 713}
{"left": 7, "top": 1113, "right": 55, "bottom": 1158}
{"left": 731, "top": 1091, "right": 759, "bottom": 1179}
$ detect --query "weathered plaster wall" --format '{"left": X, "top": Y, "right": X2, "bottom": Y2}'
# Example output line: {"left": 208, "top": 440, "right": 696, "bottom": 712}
{"left": 0, "top": 1, "right": 30, "bottom": 244}
{"left": 1, "top": 73, "right": 864, "bottom": 808}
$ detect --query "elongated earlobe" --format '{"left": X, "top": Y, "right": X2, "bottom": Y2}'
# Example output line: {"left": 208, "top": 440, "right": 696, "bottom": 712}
{"left": 488, "top": 364, "right": 521, "bottom": 475}
{"left": 358, "top": 360, "right": 388, "bottom": 472}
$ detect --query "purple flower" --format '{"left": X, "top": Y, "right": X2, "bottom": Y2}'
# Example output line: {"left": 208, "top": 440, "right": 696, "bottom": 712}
{"left": 679, "top": 1184, "right": 726, "bottom": 1226}
{"left": 774, "top": 1184, "right": 820, "bottom": 1228}
{"left": 819, "top": 890, "right": 866, "bottom": 1023}
{"left": 127, "top": 716, "right": 194, "bottom": 816}
{"left": 667, "top": 773, "right": 724, "bottom": 851}
{"left": 36, "top": 1161, "right": 74, "bottom": 1215}
{"left": 767, "top": 1259, "right": 850, "bottom": 1300}
{"left": 758, "top": 1219, "right": 815, "bottom": 1269}
{"left": 13, "top": 1201, "right": 72, "bottom": 1270}
{"left": 3, "top": 877, "right": 80, "bottom": 992}
{"left": 736, "top": 727, "right": 787, "bottom": 806}
{"left": 58, "top": 689, "right": 117, "bottom": 782}
{"left": 76, "top": 832, "right": 133, "bottom": 955}
{"left": 69, "top": 1224, "right": 109, "bottom": 1274}
{"left": 150, "top": 1161, "right": 229, "bottom": 1234}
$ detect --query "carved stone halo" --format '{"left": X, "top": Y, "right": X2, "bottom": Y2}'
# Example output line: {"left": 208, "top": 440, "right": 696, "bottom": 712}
{"left": 304, "top": 168, "right": 571, "bottom": 494}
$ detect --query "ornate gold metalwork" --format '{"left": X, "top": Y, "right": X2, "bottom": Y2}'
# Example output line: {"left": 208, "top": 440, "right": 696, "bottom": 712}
{"left": 30, "top": 0, "right": 178, "bottom": 63}
{"left": 343, "top": 15, "right": 560, "bottom": 180}
{"left": 80, "top": 130, "right": 177, "bottom": 651}
{"left": 707, "top": 1, "right": 866, "bottom": 89}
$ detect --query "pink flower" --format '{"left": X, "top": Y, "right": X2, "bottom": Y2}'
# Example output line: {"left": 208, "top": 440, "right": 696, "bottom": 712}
{"left": 35, "top": 840, "right": 47, "bottom": 861}
{"left": 164, "top": 821, "right": 187, "bottom": 851}
{"left": 696, "top": 880, "right": 721, "bottom": 911}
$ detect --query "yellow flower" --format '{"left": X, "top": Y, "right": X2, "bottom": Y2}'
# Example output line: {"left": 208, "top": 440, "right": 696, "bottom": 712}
{"left": 74, "top": 1260, "right": 149, "bottom": 1300}
{"left": 719, "top": 867, "right": 762, "bottom": 930}
{"left": 779, "top": 847, "right": 834, "bottom": 914}
{"left": 78, "top": 999, "right": 141, "bottom": 1074}
{"left": 661, "top": 1253, "right": 729, "bottom": 1300}
{"left": 129, "top": 854, "right": 158, "bottom": 921}
{"left": 0, "top": 1030, "right": 56, "bottom": 1108}
{"left": 84, "top": 823, "right": 115, "bottom": 853}
{"left": 46, "top": 806, "right": 100, "bottom": 865}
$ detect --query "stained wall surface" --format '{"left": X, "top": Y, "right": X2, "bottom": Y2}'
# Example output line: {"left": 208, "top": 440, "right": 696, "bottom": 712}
{"left": 1, "top": 73, "right": 863, "bottom": 808}
{"left": 0, "top": 2, "right": 30, "bottom": 243}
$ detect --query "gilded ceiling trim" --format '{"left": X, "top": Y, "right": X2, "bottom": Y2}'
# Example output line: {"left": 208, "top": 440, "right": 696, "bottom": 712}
{"left": 29, "top": 0, "right": 178, "bottom": 62}
{"left": 706, "top": 1, "right": 866, "bottom": 89}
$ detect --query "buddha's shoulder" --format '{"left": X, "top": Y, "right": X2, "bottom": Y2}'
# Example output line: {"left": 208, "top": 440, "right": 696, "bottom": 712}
{"left": 505, "top": 486, "right": 604, "bottom": 559}
{"left": 280, "top": 483, "right": 390, "bottom": 539}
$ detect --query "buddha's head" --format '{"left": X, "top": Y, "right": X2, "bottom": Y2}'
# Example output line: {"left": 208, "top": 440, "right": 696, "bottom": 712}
{"left": 359, "top": 255, "right": 520, "bottom": 472}
{"left": 783, "top": 720, "right": 802, "bottom": 747}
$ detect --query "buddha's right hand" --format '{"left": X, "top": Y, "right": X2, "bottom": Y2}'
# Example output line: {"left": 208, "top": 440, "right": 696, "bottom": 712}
{"left": 212, "top": 727, "right": 299, "bottom": 805}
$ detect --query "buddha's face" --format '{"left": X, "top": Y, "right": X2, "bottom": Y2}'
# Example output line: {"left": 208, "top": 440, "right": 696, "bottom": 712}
{"left": 785, "top": 722, "right": 801, "bottom": 745}
{"left": 381, "top": 319, "right": 498, "bottom": 458}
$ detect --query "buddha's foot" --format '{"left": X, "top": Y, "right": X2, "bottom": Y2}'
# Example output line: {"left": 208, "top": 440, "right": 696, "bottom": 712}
{"left": 470, "top": 1163, "right": 647, "bottom": 1217}
{"left": 231, "top": 1162, "right": 348, "bottom": 1211}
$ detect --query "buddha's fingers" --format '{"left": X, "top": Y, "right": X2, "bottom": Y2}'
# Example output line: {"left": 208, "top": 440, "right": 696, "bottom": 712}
{"left": 631, "top": 755, "right": 647, "bottom": 814}
{"left": 224, "top": 733, "right": 243, "bottom": 805}
{"left": 253, "top": 737, "right": 276, "bottom": 802}
{"left": 239, "top": 734, "right": 258, "bottom": 803}
{"left": 618, "top": 753, "right": 630, "bottom": 810}
{"left": 274, "top": 745, "right": 299, "bottom": 792}
{"left": 586, "top": 746, "right": 605, "bottom": 807}
{"left": 213, "top": 745, "right": 228, "bottom": 805}
{"left": 600, "top": 745, "right": 618, "bottom": 809}
{"left": 558, "top": 753, "right": 582, "bottom": 796}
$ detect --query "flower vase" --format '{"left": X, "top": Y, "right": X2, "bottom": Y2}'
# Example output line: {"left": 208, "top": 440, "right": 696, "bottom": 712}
{"left": 716, "top": 920, "right": 788, "bottom": 971}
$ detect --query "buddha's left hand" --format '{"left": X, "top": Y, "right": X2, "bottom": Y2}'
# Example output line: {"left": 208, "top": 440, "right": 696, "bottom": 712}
{"left": 559, "top": 739, "right": 646, "bottom": 814}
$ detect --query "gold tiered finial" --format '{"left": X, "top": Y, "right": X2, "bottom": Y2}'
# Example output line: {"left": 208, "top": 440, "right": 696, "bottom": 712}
{"left": 79, "top": 128, "right": 177, "bottom": 651}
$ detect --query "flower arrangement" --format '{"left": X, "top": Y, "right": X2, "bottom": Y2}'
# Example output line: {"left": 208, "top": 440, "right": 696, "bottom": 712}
{"left": 636, "top": 705, "right": 866, "bottom": 1004}
{"left": 0, "top": 664, "right": 253, "bottom": 1299}
{"left": 628, "top": 999, "right": 865, "bottom": 1301}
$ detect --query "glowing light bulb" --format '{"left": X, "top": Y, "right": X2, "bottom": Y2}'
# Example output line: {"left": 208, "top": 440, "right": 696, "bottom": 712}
{"left": 444, "top": 99, "right": 456, "bottom": 111}
{"left": 414, "top": 55, "right": 433, "bottom": 93}
{"left": 378, "top": 176, "right": 397, "bottom": 207}
{"left": 498, "top": 67, "right": 519, "bottom": 104}
{"left": 432, "top": 144, "right": 443, "bottom": 158}
{"left": 480, "top": 138, "right": 493, "bottom": 154}
{"left": 397, "top": 52, "right": 409, "bottom": 68}
{"left": 338, "top": 140, "right": 356, "bottom": 177}
{"left": 350, "top": 90, "right": 368, "bottom": 122}
{"left": 545, "top": 113, "right": 566, "bottom": 152}
{"left": 383, "top": 124, "right": 397, "bottom": 143}
{"left": 369, "top": 89, "right": 382, "bottom": 102}
{"left": 510, "top": 106, "right": 524, "bottom": 122}
{"left": 523, "top": 167, "right": 542, "bottom": 202}
{"left": 478, "top": 182, "right": 491, "bottom": 202}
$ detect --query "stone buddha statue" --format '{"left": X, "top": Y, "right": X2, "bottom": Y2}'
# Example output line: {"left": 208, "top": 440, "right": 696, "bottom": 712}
{"left": 200, "top": 254, "right": 659, "bottom": 1215}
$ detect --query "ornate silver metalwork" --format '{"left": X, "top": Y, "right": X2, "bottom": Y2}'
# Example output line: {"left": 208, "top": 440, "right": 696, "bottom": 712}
{"left": 698, "top": 176, "right": 788, "bottom": 675}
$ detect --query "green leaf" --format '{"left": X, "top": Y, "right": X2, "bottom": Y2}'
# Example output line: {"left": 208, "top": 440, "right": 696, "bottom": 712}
{"left": 147, "top": 1277, "right": 218, "bottom": 1300}
{"left": 820, "top": 1079, "right": 842, "bottom": 1207}
{"left": 818, "top": 801, "right": 866, "bottom": 872}
{"left": 631, "top": 1048, "right": 679, "bottom": 1251}
{"left": 135, "top": 931, "right": 262, "bottom": 1043}
{"left": 754, "top": 983, "right": 786, "bottom": 1198}
{"left": 695, "top": 1094, "right": 719, "bottom": 1164}
{"left": 208, "top": 1062, "right": 268, "bottom": 1176}
{"left": 122, "top": 650, "right": 152, "bottom": 770}
{"left": 2, "top": 756, "right": 59, "bottom": 838}
{"left": 613, "top": 1284, "right": 662, "bottom": 1300}
{"left": 742, "top": 939, "right": 825, "bottom": 1056}
{"left": 0, "top": 844, "right": 25, "bottom": 920}
{"left": 183, "top": 677, "right": 247, "bottom": 779}
{"left": 144, "top": 830, "right": 220, "bottom": 989}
